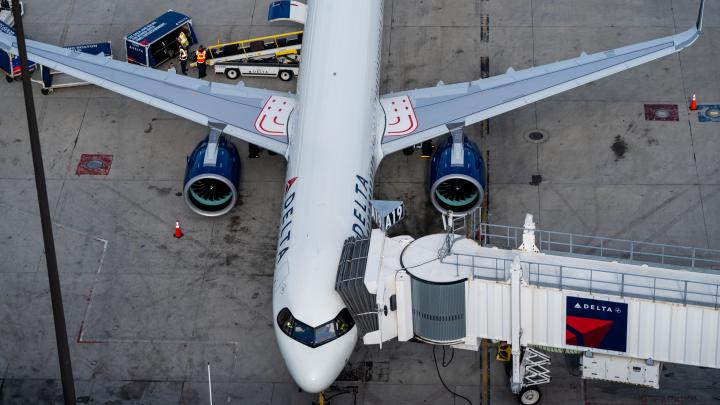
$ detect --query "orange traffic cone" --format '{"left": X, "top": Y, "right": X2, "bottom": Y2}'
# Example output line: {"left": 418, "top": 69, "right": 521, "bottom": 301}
{"left": 690, "top": 94, "right": 697, "bottom": 111}
{"left": 174, "top": 219, "right": 184, "bottom": 239}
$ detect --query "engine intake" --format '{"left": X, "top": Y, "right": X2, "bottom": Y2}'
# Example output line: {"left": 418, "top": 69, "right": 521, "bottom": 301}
{"left": 429, "top": 131, "right": 486, "bottom": 216}
{"left": 183, "top": 130, "right": 240, "bottom": 217}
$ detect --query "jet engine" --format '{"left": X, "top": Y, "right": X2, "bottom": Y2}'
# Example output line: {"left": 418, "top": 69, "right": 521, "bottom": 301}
{"left": 183, "top": 129, "right": 240, "bottom": 217}
{"left": 429, "top": 128, "right": 486, "bottom": 216}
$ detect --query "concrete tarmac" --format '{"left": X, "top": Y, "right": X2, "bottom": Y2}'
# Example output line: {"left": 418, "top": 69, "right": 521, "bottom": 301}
{"left": 0, "top": 0, "right": 719, "bottom": 404}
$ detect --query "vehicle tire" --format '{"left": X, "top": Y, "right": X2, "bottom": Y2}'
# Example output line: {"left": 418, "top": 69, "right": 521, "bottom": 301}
{"left": 5, "top": 75, "right": 13, "bottom": 83}
{"left": 402, "top": 146, "right": 414, "bottom": 156}
{"left": 278, "top": 70, "right": 293, "bottom": 82}
{"left": 166, "top": 48, "right": 176, "bottom": 58}
{"left": 224, "top": 68, "right": 240, "bottom": 80}
{"left": 517, "top": 387, "right": 542, "bottom": 405}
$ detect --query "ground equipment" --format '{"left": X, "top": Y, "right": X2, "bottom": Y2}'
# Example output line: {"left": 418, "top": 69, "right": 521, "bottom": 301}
{"left": 199, "top": 31, "right": 302, "bottom": 67}
{"left": 268, "top": 0, "right": 308, "bottom": 24}
{"left": 214, "top": 59, "right": 299, "bottom": 81}
{"left": 125, "top": 10, "right": 198, "bottom": 68}
{"left": 32, "top": 42, "right": 112, "bottom": 94}
{"left": 0, "top": 19, "right": 33, "bottom": 82}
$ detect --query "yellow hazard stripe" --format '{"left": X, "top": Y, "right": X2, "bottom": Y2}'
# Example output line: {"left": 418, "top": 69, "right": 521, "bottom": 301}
{"left": 208, "top": 31, "right": 303, "bottom": 52}
{"left": 275, "top": 49, "right": 298, "bottom": 57}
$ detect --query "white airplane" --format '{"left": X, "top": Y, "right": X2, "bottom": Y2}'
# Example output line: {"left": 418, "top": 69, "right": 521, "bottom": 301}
{"left": 0, "top": 0, "right": 705, "bottom": 394}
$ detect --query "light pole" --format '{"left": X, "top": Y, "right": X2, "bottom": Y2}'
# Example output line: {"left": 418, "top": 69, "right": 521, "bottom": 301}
{"left": 10, "top": 2, "right": 77, "bottom": 404}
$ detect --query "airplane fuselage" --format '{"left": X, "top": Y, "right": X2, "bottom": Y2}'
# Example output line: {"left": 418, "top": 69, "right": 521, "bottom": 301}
{"left": 271, "top": 0, "right": 384, "bottom": 392}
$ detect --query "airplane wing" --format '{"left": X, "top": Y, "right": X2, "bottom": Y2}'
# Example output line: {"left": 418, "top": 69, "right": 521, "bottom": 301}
{"left": 0, "top": 32, "right": 295, "bottom": 156}
{"left": 379, "top": 0, "right": 704, "bottom": 156}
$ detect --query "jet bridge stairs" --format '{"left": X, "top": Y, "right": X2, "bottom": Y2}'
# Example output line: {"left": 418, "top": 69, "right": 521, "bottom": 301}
{"left": 336, "top": 213, "right": 720, "bottom": 404}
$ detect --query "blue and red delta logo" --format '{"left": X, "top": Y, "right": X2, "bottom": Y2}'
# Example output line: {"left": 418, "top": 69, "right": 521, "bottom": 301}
{"left": 565, "top": 296, "right": 628, "bottom": 352}
{"left": 285, "top": 176, "right": 298, "bottom": 193}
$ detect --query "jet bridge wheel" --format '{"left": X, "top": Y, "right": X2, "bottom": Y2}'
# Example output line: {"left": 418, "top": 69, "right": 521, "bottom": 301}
{"left": 518, "top": 386, "right": 542, "bottom": 405}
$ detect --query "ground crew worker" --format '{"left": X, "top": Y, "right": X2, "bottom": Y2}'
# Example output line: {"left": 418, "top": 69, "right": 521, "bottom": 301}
{"left": 177, "top": 30, "right": 190, "bottom": 49}
{"left": 178, "top": 46, "right": 188, "bottom": 75}
{"left": 195, "top": 45, "right": 207, "bottom": 79}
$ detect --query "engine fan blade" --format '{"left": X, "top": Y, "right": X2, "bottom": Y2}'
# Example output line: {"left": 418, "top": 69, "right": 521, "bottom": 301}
{"left": 189, "top": 179, "right": 233, "bottom": 206}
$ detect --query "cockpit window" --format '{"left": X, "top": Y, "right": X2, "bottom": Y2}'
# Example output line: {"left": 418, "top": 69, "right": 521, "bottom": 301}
{"left": 314, "top": 322, "right": 336, "bottom": 345}
{"left": 276, "top": 307, "right": 355, "bottom": 348}
{"left": 278, "top": 308, "right": 294, "bottom": 335}
{"left": 336, "top": 309, "right": 353, "bottom": 334}
{"left": 293, "top": 321, "right": 314, "bottom": 343}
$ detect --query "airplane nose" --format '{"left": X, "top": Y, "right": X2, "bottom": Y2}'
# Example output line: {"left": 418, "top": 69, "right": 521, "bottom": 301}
{"left": 290, "top": 364, "right": 337, "bottom": 393}
{"left": 276, "top": 326, "right": 357, "bottom": 393}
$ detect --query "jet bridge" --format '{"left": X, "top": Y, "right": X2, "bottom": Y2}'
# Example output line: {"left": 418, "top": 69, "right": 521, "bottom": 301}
{"left": 336, "top": 213, "right": 720, "bottom": 404}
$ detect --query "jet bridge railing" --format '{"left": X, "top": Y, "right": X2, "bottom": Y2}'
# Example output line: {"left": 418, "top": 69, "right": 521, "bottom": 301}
{"left": 441, "top": 252, "right": 720, "bottom": 309}
{"left": 479, "top": 223, "right": 720, "bottom": 271}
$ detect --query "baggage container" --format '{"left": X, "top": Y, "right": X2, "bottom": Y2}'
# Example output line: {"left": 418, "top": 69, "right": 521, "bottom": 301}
{"left": 124, "top": 10, "right": 197, "bottom": 68}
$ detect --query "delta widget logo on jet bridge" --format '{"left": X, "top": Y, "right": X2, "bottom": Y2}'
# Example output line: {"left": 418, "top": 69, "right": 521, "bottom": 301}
{"left": 565, "top": 296, "right": 628, "bottom": 352}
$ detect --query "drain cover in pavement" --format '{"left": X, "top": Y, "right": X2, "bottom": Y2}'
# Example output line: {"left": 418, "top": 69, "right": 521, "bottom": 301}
{"left": 524, "top": 129, "right": 548, "bottom": 144}
{"left": 76, "top": 154, "right": 113, "bottom": 175}
{"left": 644, "top": 104, "right": 678, "bottom": 121}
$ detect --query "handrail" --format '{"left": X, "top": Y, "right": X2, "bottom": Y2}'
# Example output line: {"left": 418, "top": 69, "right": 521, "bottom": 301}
{"left": 441, "top": 252, "right": 720, "bottom": 309}
{"left": 209, "top": 30, "right": 303, "bottom": 51}
{"left": 478, "top": 223, "right": 720, "bottom": 271}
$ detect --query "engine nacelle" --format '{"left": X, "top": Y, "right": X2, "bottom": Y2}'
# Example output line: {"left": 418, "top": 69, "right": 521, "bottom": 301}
{"left": 429, "top": 133, "right": 486, "bottom": 216}
{"left": 183, "top": 132, "right": 240, "bottom": 217}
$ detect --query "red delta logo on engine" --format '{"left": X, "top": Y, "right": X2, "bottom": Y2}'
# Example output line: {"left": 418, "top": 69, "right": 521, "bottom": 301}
{"left": 277, "top": 177, "right": 298, "bottom": 264}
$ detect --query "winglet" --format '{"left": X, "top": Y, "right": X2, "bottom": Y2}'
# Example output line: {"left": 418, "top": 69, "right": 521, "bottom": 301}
{"left": 697, "top": 0, "right": 705, "bottom": 31}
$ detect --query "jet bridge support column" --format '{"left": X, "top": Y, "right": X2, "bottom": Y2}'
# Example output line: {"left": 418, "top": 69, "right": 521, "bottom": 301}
{"left": 510, "top": 256, "right": 523, "bottom": 394}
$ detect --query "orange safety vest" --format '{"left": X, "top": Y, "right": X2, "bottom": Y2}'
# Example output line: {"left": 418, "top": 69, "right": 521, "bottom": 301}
{"left": 196, "top": 50, "right": 206, "bottom": 64}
